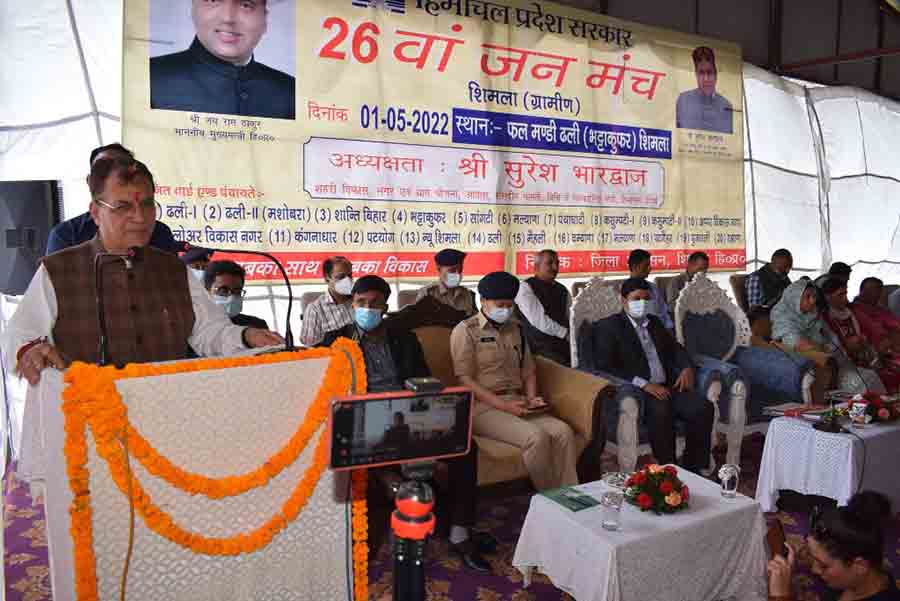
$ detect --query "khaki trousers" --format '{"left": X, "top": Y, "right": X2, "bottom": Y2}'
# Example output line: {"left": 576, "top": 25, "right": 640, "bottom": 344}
{"left": 473, "top": 406, "right": 578, "bottom": 491}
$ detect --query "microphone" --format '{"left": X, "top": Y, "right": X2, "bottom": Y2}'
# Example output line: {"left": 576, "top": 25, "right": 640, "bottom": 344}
{"left": 182, "top": 243, "right": 295, "bottom": 351}
{"left": 94, "top": 247, "right": 143, "bottom": 366}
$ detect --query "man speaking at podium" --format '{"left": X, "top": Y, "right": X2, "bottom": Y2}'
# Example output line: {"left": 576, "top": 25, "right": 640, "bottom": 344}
{"left": 1, "top": 157, "right": 283, "bottom": 385}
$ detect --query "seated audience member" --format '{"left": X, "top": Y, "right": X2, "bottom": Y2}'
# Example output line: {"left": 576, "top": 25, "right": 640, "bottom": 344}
{"left": 768, "top": 491, "right": 898, "bottom": 601}
{"left": 46, "top": 143, "right": 181, "bottom": 255}
{"left": 450, "top": 271, "right": 578, "bottom": 491}
{"left": 300, "top": 256, "right": 354, "bottom": 347}
{"left": 515, "top": 249, "right": 571, "bottom": 366}
{"left": 319, "top": 275, "right": 494, "bottom": 572}
{"left": 415, "top": 248, "right": 476, "bottom": 317}
{"left": 181, "top": 246, "right": 214, "bottom": 282}
{"left": 750, "top": 303, "right": 829, "bottom": 404}
{"left": 1, "top": 157, "right": 282, "bottom": 385}
{"left": 203, "top": 260, "right": 269, "bottom": 329}
{"left": 821, "top": 278, "right": 893, "bottom": 393}
{"left": 665, "top": 251, "right": 710, "bottom": 312}
{"left": 852, "top": 277, "right": 900, "bottom": 354}
{"left": 770, "top": 279, "right": 840, "bottom": 394}
{"left": 814, "top": 261, "right": 853, "bottom": 288}
{"left": 380, "top": 412, "right": 412, "bottom": 447}
{"left": 748, "top": 306, "right": 773, "bottom": 347}
{"left": 590, "top": 278, "right": 713, "bottom": 473}
{"left": 746, "top": 249, "right": 793, "bottom": 310}
{"left": 628, "top": 249, "right": 673, "bottom": 329}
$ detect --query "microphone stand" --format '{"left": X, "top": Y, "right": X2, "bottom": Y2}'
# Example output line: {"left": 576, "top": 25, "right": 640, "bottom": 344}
{"left": 183, "top": 245, "right": 295, "bottom": 351}
{"left": 94, "top": 252, "right": 132, "bottom": 366}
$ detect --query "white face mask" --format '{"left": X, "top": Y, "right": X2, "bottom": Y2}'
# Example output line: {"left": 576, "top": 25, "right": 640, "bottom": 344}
{"left": 627, "top": 299, "right": 649, "bottom": 320}
{"left": 487, "top": 306, "right": 512, "bottom": 324}
{"left": 189, "top": 267, "right": 205, "bottom": 282}
{"left": 214, "top": 294, "right": 243, "bottom": 318}
{"left": 334, "top": 276, "right": 353, "bottom": 296}
{"left": 444, "top": 272, "right": 462, "bottom": 288}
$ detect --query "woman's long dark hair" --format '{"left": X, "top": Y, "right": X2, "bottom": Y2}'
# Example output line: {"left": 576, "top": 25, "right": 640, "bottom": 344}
{"left": 812, "top": 491, "right": 892, "bottom": 567}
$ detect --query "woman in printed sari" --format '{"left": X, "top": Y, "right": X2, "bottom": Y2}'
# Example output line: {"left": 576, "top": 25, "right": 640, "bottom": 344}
{"left": 821, "top": 278, "right": 897, "bottom": 393}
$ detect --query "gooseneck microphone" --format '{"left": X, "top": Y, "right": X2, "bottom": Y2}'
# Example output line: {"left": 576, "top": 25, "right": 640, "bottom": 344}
{"left": 94, "top": 246, "right": 143, "bottom": 366}
{"left": 182, "top": 243, "right": 295, "bottom": 351}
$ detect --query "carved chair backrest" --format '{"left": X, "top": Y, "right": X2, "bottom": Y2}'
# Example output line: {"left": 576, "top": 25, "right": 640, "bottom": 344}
{"left": 569, "top": 277, "right": 623, "bottom": 369}
{"left": 675, "top": 273, "right": 751, "bottom": 362}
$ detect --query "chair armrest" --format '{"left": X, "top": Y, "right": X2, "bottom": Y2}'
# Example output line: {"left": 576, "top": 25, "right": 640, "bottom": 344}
{"left": 689, "top": 354, "right": 729, "bottom": 402}
{"left": 732, "top": 345, "right": 813, "bottom": 400}
{"left": 535, "top": 355, "right": 613, "bottom": 443}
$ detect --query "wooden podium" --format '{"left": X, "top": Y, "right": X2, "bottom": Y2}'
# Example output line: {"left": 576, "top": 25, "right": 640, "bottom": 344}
{"left": 26, "top": 342, "right": 364, "bottom": 601}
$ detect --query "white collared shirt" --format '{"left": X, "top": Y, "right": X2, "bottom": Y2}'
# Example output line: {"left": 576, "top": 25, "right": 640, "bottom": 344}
{"left": 625, "top": 312, "right": 666, "bottom": 388}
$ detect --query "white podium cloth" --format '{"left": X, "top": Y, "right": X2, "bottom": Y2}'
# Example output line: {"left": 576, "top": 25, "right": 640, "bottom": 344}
{"left": 25, "top": 357, "right": 351, "bottom": 601}
{"left": 755, "top": 416, "right": 900, "bottom": 512}
{"left": 512, "top": 470, "right": 767, "bottom": 601}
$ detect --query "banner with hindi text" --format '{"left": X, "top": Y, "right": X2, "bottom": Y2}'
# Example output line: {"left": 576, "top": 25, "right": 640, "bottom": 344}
{"left": 124, "top": 0, "right": 745, "bottom": 282}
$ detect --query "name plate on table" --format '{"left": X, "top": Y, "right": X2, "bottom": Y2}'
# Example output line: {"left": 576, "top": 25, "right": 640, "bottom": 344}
{"left": 541, "top": 486, "right": 601, "bottom": 512}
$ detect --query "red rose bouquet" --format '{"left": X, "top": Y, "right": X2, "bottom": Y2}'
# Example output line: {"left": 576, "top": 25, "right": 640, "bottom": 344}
{"left": 856, "top": 392, "right": 899, "bottom": 423}
{"left": 624, "top": 464, "right": 689, "bottom": 514}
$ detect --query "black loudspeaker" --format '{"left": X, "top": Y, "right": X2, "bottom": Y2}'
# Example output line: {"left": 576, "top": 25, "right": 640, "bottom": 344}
{"left": 0, "top": 181, "right": 62, "bottom": 295}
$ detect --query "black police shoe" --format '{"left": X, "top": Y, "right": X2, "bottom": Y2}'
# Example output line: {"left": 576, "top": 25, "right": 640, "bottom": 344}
{"left": 450, "top": 539, "right": 491, "bottom": 573}
{"left": 470, "top": 531, "right": 499, "bottom": 554}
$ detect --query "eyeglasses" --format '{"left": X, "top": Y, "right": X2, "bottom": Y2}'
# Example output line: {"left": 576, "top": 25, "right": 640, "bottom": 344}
{"left": 94, "top": 197, "right": 156, "bottom": 216}
{"left": 212, "top": 287, "right": 246, "bottom": 297}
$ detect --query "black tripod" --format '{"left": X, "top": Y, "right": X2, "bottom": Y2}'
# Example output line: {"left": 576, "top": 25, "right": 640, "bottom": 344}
{"left": 390, "top": 463, "right": 435, "bottom": 601}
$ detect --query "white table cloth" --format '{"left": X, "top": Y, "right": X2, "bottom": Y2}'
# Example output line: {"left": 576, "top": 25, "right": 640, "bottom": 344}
{"left": 19, "top": 358, "right": 351, "bottom": 601}
{"left": 513, "top": 470, "right": 767, "bottom": 601}
{"left": 755, "top": 416, "right": 900, "bottom": 512}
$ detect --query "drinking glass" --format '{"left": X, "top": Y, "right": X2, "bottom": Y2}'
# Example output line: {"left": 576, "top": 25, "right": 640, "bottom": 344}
{"left": 718, "top": 464, "right": 740, "bottom": 498}
{"left": 600, "top": 491, "right": 624, "bottom": 531}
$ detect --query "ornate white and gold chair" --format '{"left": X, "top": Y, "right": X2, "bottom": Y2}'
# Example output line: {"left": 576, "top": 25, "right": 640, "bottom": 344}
{"left": 570, "top": 277, "right": 723, "bottom": 472}
{"left": 675, "top": 273, "right": 816, "bottom": 463}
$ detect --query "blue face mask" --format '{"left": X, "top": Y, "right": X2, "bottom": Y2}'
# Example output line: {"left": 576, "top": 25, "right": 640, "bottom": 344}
{"left": 354, "top": 307, "right": 383, "bottom": 331}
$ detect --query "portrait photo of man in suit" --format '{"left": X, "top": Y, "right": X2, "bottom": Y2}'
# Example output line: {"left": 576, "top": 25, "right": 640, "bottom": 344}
{"left": 150, "top": 0, "right": 296, "bottom": 120}
{"left": 675, "top": 46, "right": 734, "bottom": 134}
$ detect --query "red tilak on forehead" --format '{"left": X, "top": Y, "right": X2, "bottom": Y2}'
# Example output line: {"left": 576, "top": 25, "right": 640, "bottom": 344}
{"left": 133, "top": 191, "right": 141, "bottom": 202}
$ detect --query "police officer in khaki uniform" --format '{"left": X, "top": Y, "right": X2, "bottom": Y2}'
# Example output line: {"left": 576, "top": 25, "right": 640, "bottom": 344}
{"left": 415, "top": 249, "right": 477, "bottom": 317}
{"left": 450, "top": 271, "right": 578, "bottom": 491}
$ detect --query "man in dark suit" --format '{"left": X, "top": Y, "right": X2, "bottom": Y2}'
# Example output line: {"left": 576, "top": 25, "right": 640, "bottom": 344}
{"left": 319, "top": 275, "right": 495, "bottom": 572}
{"left": 591, "top": 278, "right": 714, "bottom": 472}
{"left": 150, "top": 0, "right": 295, "bottom": 120}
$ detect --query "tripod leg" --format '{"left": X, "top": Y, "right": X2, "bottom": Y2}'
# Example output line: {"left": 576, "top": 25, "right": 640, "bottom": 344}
{"left": 407, "top": 539, "right": 427, "bottom": 601}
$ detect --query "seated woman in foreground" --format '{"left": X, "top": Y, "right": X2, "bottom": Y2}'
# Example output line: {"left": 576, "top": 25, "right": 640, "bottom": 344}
{"left": 768, "top": 491, "right": 898, "bottom": 601}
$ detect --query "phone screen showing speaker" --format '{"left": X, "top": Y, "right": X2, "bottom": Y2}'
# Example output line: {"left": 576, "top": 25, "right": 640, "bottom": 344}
{"left": 329, "top": 389, "right": 473, "bottom": 470}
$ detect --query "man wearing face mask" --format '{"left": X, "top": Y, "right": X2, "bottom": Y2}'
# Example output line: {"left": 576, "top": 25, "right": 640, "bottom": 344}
{"left": 591, "top": 278, "right": 713, "bottom": 472}
{"left": 300, "top": 256, "right": 355, "bottom": 347}
{"left": 628, "top": 249, "right": 674, "bottom": 330}
{"left": 203, "top": 260, "right": 268, "bottom": 329}
{"left": 415, "top": 248, "right": 477, "bottom": 317}
{"left": 515, "top": 249, "right": 571, "bottom": 366}
{"left": 451, "top": 271, "right": 578, "bottom": 491}
{"left": 318, "top": 276, "right": 494, "bottom": 572}
{"left": 181, "top": 247, "right": 215, "bottom": 283}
